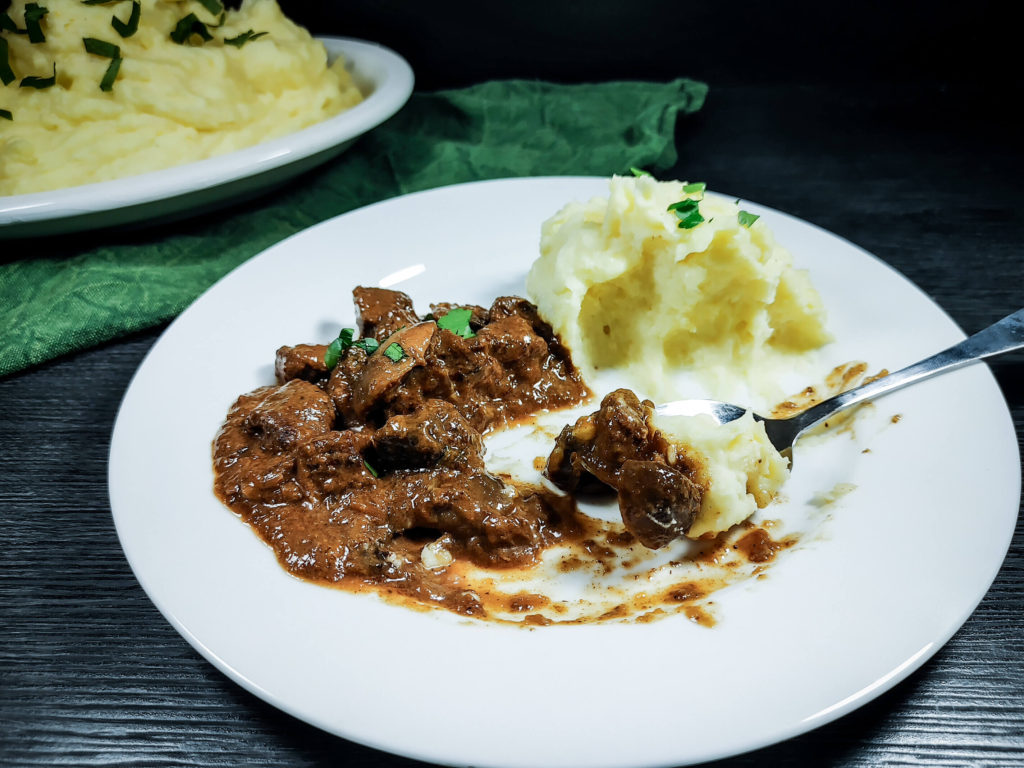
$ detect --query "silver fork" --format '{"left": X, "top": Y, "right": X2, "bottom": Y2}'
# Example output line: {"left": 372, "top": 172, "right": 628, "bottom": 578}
{"left": 655, "top": 307, "right": 1024, "bottom": 454}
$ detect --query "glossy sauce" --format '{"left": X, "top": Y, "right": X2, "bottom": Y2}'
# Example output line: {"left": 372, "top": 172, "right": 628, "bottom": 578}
{"left": 213, "top": 288, "right": 801, "bottom": 626}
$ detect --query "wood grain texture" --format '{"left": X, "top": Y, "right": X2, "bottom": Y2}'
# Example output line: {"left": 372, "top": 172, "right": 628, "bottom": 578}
{"left": 2, "top": 82, "right": 1022, "bottom": 767}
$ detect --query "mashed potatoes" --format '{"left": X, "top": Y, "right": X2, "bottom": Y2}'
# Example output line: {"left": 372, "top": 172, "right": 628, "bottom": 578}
{"left": 527, "top": 176, "right": 831, "bottom": 404}
{"left": 653, "top": 410, "right": 788, "bottom": 538}
{"left": 0, "top": 0, "right": 363, "bottom": 195}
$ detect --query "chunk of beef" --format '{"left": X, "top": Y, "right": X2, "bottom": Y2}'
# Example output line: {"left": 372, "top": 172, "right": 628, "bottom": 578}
{"left": 474, "top": 314, "right": 549, "bottom": 381}
{"left": 546, "top": 389, "right": 663, "bottom": 491}
{"left": 296, "top": 429, "right": 375, "bottom": 499}
{"left": 243, "top": 379, "right": 336, "bottom": 453}
{"left": 236, "top": 455, "right": 303, "bottom": 505}
{"left": 546, "top": 388, "right": 705, "bottom": 548}
{"left": 617, "top": 460, "right": 702, "bottom": 549}
{"left": 354, "top": 286, "right": 420, "bottom": 340}
{"left": 326, "top": 345, "right": 368, "bottom": 426}
{"left": 488, "top": 296, "right": 574, "bottom": 360}
{"left": 487, "top": 295, "right": 547, "bottom": 327}
{"left": 386, "top": 469, "right": 550, "bottom": 567}
{"left": 275, "top": 344, "right": 329, "bottom": 384}
{"left": 214, "top": 387, "right": 305, "bottom": 505}
{"left": 274, "top": 503, "right": 395, "bottom": 581}
{"left": 372, "top": 400, "right": 484, "bottom": 471}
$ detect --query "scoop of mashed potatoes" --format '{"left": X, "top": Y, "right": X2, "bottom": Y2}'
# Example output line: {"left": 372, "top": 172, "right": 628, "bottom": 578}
{"left": 0, "top": 0, "right": 363, "bottom": 195}
{"left": 652, "top": 410, "right": 788, "bottom": 538}
{"left": 526, "top": 176, "right": 831, "bottom": 404}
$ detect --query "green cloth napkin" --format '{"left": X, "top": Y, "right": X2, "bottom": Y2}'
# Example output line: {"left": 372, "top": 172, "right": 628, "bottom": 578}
{"left": 0, "top": 78, "right": 706, "bottom": 378}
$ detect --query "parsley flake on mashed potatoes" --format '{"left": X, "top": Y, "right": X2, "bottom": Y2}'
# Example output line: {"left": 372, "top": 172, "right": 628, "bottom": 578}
{"left": 0, "top": 0, "right": 363, "bottom": 196}
{"left": 527, "top": 175, "right": 831, "bottom": 406}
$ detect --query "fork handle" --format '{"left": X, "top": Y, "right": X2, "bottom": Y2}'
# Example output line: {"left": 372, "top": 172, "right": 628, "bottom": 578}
{"left": 788, "top": 307, "right": 1024, "bottom": 436}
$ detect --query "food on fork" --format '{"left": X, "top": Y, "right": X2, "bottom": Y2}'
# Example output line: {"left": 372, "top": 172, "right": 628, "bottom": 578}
{"left": 0, "top": 0, "right": 363, "bottom": 195}
{"left": 546, "top": 388, "right": 788, "bottom": 544}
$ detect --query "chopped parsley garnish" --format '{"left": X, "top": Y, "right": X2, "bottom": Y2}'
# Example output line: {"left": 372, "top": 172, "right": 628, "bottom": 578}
{"left": 383, "top": 342, "right": 406, "bottom": 362}
{"left": 630, "top": 166, "right": 651, "bottom": 177}
{"left": 83, "top": 37, "right": 122, "bottom": 91}
{"left": 0, "top": 0, "right": 13, "bottom": 30}
{"left": 682, "top": 181, "right": 706, "bottom": 196}
{"left": 324, "top": 328, "right": 355, "bottom": 369}
{"left": 20, "top": 63, "right": 55, "bottom": 88}
{"left": 224, "top": 29, "right": 268, "bottom": 48}
{"left": 667, "top": 198, "right": 704, "bottom": 229}
{"left": 667, "top": 200, "right": 696, "bottom": 213}
{"left": 436, "top": 307, "right": 476, "bottom": 339}
{"left": 83, "top": 36, "right": 119, "bottom": 58}
{"left": 99, "top": 55, "right": 121, "bottom": 91}
{"left": 738, "top": 210, "right": 760, "bottom": 228}
{"left": 0, "top": 37, "right": 15, "bottom": 85}
{"left": 324, "top": 329, "right": 384, "bottom": 368}
{"left": 353, "top": 337, "right": 379, "bottom": 354}
{"left": 0, "top": 109, "right": 11, "bottom": 120}
{"left": 111, "top": 0, "right": 140, "bottom": 37}
{"left": 170, "top": 13, "right": 213, "bottom": 44}
{"left": 81, "top": 0, "right": 118, "bottom": 5}
{"left": 363, "top": 459, "right": 379, "bottom": 478}
{"left": 23, "top": 3, "right": 48, "bottom": 43}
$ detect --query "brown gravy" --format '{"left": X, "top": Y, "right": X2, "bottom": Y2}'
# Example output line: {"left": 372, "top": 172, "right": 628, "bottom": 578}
{"left": 213, "top": 288, "right": 796, "bottom": 624}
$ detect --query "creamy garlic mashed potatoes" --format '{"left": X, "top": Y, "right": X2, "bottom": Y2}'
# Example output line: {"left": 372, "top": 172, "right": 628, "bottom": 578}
{"left": 653, "top": 410, "right": 788, "bottom": 538}
{"left": 527, "top": 175, "right": 831, "bottom": 404}
{"left": 0, "top": 0, "right": 363, "bottom": 195}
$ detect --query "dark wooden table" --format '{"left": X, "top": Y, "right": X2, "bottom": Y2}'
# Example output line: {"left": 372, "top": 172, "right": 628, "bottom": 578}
{"left": 2, "top": 80, "right": 1022, "bottom": 766}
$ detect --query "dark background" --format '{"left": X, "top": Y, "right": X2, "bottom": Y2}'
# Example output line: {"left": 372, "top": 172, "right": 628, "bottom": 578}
{"left": 286, "top": 1, "right": 1022, "bottom": 91}
{"left": 2, "top": 2, "right": 1023, "bottom": 767}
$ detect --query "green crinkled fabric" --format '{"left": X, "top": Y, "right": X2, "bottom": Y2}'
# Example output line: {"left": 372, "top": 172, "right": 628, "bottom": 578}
{"left": 0, "top": 77, "right": 706, "bottom": 377}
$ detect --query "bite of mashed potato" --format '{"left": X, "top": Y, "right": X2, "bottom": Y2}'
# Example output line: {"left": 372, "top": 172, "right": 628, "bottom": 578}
{"left": 652, "top": 409, "right": 788, "bottom": 538}
{"left": 0, "top": 0, "right": 363, "bottom": 196}
{"left": 527, "top": 175, "right": 831, "bottom": 404}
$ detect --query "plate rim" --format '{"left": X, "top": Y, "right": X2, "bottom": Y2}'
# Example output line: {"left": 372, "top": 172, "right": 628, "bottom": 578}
{"left": 0, "top": 36, "right": 414, "bottom": 226}
{"left": 107, "top": 176, "right": 1022, "bottom": 767}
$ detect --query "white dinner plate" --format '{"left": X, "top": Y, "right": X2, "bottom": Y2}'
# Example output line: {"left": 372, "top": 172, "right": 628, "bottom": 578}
{"left": 108, "top": 177, "right": 1021, "bottom": 767}
{"left": 0, "top": 37, "right": 413, "bottom": 239}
